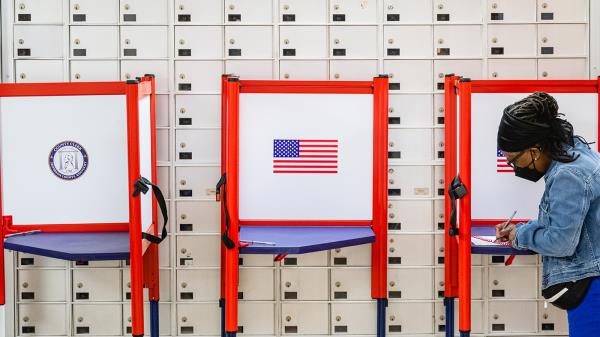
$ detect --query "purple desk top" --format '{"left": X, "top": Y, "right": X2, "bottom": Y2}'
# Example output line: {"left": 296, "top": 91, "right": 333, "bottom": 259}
{"left": 471, "top": 226, "right": 535, "bottom": 255}
{"left": 4, "top": 232, "right": 130, "bottom": 261}
{"left": 239, "top": 226, "right": 375, "bottom": 254}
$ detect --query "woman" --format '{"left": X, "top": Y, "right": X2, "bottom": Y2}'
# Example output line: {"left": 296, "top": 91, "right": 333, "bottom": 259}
{"left": 495, "top": 92, "right": 600, "bottom": 337}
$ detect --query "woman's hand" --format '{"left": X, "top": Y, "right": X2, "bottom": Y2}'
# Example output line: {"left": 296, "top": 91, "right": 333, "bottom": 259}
{"left": 496, "top": 222, "right": 517, "bottom": 243}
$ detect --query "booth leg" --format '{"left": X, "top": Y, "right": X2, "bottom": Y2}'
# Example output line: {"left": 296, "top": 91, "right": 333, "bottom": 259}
{"left": 460, "top": 331, "right": 470, "bottom": 337}
{"left": 226, "top": 332, "right": 237, "bottom": 337}
{"left": 220, "top": 298, "right": 226, "bottom": 337}
{"left": 376, "top": 298, "right": 387, "bottom": 337}
{"left": 150, "top": 300, "right": 159, "bottom": 337}
{"left": 444, "top": 297, "right": 454, "bottom": 337}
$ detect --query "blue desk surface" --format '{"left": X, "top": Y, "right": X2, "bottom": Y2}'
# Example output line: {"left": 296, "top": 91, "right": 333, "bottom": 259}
{"left": 239, "top": 226, "right": 375, "bottom": 254}
{"left": 4, "top": 232, "right": 130, "bottom": 261}
{"left": 471, "top": 226, "right": 535, "bottom": 255}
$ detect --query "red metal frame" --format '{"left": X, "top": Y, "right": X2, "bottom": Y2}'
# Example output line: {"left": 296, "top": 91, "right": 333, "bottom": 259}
{"left": 0, "top": 78, "right": 160, "bottom": 337}
{"left": 445, "top": 77, "right": 600, "bottom": 333}
{"left": 221, "top": 77, "right": 389, "bottom": 333}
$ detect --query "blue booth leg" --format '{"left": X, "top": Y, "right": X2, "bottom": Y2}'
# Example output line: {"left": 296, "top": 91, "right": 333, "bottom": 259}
{"left": 377, "top": 298, "right": 388, "bottom": 337}
{"left": 444, "top": 297, "right": 454, "bottom": 337}
{"left": 219, "top": 298, "right": 225, "bottom": 337}
{"left": 460, "top": 331, "right": 470, "bottom": 337}
{"left": 150, "top": 300, "right": 159, "bottom": 337}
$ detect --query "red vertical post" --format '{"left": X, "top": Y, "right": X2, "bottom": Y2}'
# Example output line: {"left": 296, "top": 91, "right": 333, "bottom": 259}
{"left": 457, "top": 79, "right": 472, "bottom": 333}
{"left": 125, "top": 80, "right": 145, "bottom": 336}
{"left": 0, "top": 217, "right": 8, "bottom": 305}
{"left": 220, "top": 75, "right": 229, "bottom": 300}
{"left": 371, "top": 76, "right": 389, "bottom": 299}
{"left": 224, "top": 78, "right": 241, "bottom": 333}
{"left": 444, "top": 75, "right": 459, "bottom": 298}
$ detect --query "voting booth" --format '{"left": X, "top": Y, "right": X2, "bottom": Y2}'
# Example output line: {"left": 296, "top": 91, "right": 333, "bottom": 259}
{"left": 443, "top": 75, "right": 600, "bottom": 337}
{"left": 218, "top": 75, "right": 389, "bottom": 337}
{"left": 0, "top": 76, "right": 167, "bottom": 337}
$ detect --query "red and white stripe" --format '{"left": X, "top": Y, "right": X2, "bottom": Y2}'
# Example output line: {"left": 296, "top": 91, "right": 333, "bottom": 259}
{"left": 273, "top": 139, "right": 338, "bottom": 174}
{"left": 497, "top": 157, "right": 514, "bottom": 173}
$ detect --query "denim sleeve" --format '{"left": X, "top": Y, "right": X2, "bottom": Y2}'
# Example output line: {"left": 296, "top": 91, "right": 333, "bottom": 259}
{"left": 513, "top": 168, "right": 591, "bottom": 257}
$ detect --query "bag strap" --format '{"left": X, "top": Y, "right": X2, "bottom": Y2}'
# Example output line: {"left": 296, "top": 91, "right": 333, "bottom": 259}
{"left": 447, "top": 175, "right": 468, "bottom": 236}
{"left": 216, "top": 174, "right": 236, "bottom": 249}
{"left": 133, "top": 177, "right": 168, "bottom": 244}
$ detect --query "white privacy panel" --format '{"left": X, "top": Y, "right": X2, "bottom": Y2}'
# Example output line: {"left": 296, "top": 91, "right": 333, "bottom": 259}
{"left": 138, "top": 95, "right": 153, "bottom": 233}
{"left": 470, "top": 93, "right": 598, "bottom": 220}
{"left": 239, "top": 93, "right": 373, "bottom": 220}
{"left": 0, "top": 95, "right": 129, "bottom": 225}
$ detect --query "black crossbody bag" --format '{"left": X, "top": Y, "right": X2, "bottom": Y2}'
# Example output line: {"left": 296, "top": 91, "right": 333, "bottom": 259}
{"left": 541, "top": 277, "right": 595, "bottom": 310}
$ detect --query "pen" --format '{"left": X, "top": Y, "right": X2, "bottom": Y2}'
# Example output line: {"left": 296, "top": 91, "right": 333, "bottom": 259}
{"left": 500, "top": 210, "right": 518, "bottom": 232}
{"left": 239, "top": 240, "right": 276, "bottom": 246}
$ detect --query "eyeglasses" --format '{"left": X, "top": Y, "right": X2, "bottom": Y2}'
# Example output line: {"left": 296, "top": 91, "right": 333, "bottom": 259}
{"left": 506, "top": 150, "right": 527, "bottom": 169}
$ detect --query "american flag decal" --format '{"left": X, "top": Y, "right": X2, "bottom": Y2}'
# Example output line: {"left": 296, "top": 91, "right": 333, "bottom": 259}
{"left": 273, "top": 139, "right": 338, "bottom": 174}
{"left": 497, "top": 149, "right": 513, "bottom": 173}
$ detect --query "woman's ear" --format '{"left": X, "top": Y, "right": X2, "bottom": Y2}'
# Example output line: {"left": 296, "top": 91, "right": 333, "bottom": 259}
{"left": 530, "top": 147, "right": 542, "bottom": 161}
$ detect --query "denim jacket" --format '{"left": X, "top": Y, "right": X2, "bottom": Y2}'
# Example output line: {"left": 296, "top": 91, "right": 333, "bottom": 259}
{"left": 513, "top": 139, "right": 600, "bottom": 289}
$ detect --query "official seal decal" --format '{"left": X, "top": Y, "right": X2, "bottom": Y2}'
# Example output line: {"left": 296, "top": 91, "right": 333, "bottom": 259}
{"left": 49, "top": 141, "right": 89, "bottom": 180}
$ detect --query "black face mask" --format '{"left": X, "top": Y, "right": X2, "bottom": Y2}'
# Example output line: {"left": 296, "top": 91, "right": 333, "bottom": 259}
{"left": 514, "top": 156, "right": 545, "bottom": 182}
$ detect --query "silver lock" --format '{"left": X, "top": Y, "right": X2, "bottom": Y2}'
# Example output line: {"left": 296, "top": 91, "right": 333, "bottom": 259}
{"left": 124, "top": 3, "right": 130, "bottom": 10}
{"left": 388, "top": 168, "right": 394, "bottom": 174}
{"left": 74, "top": 38, "right": 81, "bottom": 45}
{"left": 335, "top": 281, "right": 341, "bottom": 287}
{"left": 336, "top": 316, "right": 341, "bottom": 322}
{"left": 438, "top": 73, "right": 444, "bottom": 78}
{"left": 19, "top": 3, "right": 26, "bottom": 10}
{"left": 387, "top": 5, "right": 394, "bottom": 10}
{"left": 439, "top": 107, "right": 444, "bottom": 113}
{"left": 182, "top": 316, "right": 188, "bottom": 322}
{"left": 283, "top": 4, "right": 290, "bottom": 10}
{"left": 77, "top": 282, "right": 83, "bottom": 288}
{"left": 542, "top": 71, "right": 548, "bottom": 78}
{"left": 20, "top": 73, "right": 26, "bottom": 80}
{"left": 75, "top": 73, "right": 81, "bottom": 80}
{"left": 284, "top": 39, "right": 290, "bottom": 45}
{"left": 22, "top": 282, "right": 29, "bottom": 288}
{"left": 438, "top": 4, "right": 444, "bottom": 10}
{"left": 387, "top": 38, "right": 394, "bottom": 44}
{"left": 492, "top": 72, "right": 498, "bottom": 78}
{"left": 389, "top": 315, "right": 395, "bottom": 321}
{"left": 229, "top": 4, "right": 235, "bottom": 10}
{"left": 389, "top": 247, "right": 395, "bottom": 253}
{"left": 388, "top": 179, "right": 394, "bottom": 184}
{"left": 229, "top": 38, "right": 236, "bottom": 45}
{"left": 181, "top": 214, "right": 187, "bottom": 220}
{"left": 124, "top": 38, "right": 131, "bottom": 45}
{"left": 388, "top": 107, "right": 394, "bottom": 113}
{"left": 180, "top": 142, "right": 186, "bottom": 148}
{"left": 389, "top": 213, "right": 395, "bottom": 219}
{"left": 491, "top": 37, "right": 498, "bottom": 43}
{"left": 74, "top": 4, "right": 80, "bottom": 10}
{"left": 179, "top": 39, "right": 185, "bottom": 45}
{"left": 542, "top": 37, "right": 548, "bottom": 43}
{"left": 283, "top": 73, "right": 290, "bottom": 79}
{"left": 334, "top": 73, "right": 340, "bottom": 79}
{"left": 23, "top": 316, "right": 30, "bottom": 323}
{"left": 286, "top": 315, "right": 292, "bottom": 322}
{"left": 491, "top": 3, "right": 498, "bottom": 9}
{"left": 389, "top": 281, "right": 395, "bottom": 287}
{"left": 179, "top": 4, "right": 184, "bottom": 10}
{"left": 285, "top": 282, "right": 291, "bottom": 287}
{"left": 181, "top": 248, "right": 187, "bottom": 254}
{"left": 78, "top": 317, "right": 84, "bottom": 323}
{"left": 18, "top": 39, "right": 24, "bottom": 45}
{"left": 128, "top": 317, "right": 132, "bottom": 323}
{"left": 389, "top": 141, "right": 394, "bottom": 147}
{"left": 542, "top": 3, "right": 548, "bottom": 9}
{"left": 438, "top": 38, "right": 444, "bottom": 44}
{"left": 493, "top": 314, "right": 499, "bottom": 320}
{"left": 181, "top": 282, "right": 188, "bottom": 288}
{"left": 179, "top": 73, "right": 186, "bottom": 79}
{"left": 180, "top": 107, "right": 186, "bottom": 114}
{"left": 334, "top": 248, "right": 341, "bottom": 253}
{"left": 493, "top": 280, "right": 499, "bottom": 286}
{"left": 333, "top": 4, "right": 340, "bottom": 10}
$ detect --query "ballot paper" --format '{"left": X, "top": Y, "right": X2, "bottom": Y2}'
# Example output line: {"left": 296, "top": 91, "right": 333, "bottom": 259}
{"left": 471, "top": 235, "right": 512, "bottom": 246}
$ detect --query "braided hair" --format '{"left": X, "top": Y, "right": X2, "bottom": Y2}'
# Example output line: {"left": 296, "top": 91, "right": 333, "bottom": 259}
{"left": 498, "top": 92, "right": 588, "bottom": 163}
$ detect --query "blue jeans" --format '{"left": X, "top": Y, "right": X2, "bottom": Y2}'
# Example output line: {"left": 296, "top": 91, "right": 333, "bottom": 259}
{"left": 567, "top": 277, "right": 600, "bottom": 337}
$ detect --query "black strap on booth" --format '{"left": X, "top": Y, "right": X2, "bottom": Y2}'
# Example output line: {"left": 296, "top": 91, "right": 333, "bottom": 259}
{"left": 447, "top": 175, "right": 468, "bottom": 237}
{"left": 216, "top": 174, "right": 236, "bottom": 249}
{"left": 133, "top": 177, "right": 168, "bottom": 244}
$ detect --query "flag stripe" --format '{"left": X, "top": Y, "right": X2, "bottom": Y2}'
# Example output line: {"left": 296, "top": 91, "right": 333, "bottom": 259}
{"left": 274, "top": 171, "right": 338, "bottom": 174}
